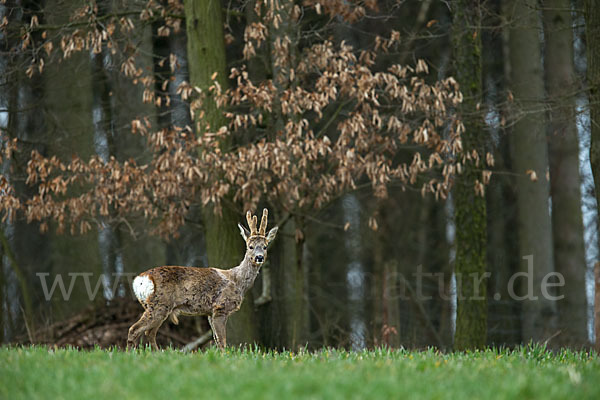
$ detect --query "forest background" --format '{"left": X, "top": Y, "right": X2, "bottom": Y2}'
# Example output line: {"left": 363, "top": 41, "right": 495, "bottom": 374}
{"left": 1, "top": 0, "right": 599, "bottom": 352}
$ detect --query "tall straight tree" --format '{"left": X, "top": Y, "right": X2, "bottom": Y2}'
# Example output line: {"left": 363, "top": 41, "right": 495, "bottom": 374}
{"left": 4, "top": 0, "right": 48, "bottom": 333}
{"left": 506, "top": 0, "right": 557, "bottom": 341}
{"left": 452, "top": 0, "right": 488, "bottom": 350}
{"left": 44, "top": 0, "right": 104, "bottom": 317}
{"left": 183, "top": 0, "right": 258, "bottom": 345}
{"left": 543, "top": 0, "right": 588, "bottom": 346}
{"left": 0, "top": 245, "right": 3, "bottom": 343}
{"left": 585, "top": 0, "right": 600, "bottom": 351}
{"left": 586, "top": 3, "right": 600, "bottom": 226}
{"left": 484, "top": 0, "right": 522, "bottom": 346}
{"left": 267, "top": 0, "right": 309, "bottom": 350}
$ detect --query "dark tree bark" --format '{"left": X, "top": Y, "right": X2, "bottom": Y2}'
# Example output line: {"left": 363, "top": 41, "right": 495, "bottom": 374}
{"left": 486, "top": 138, "right": 522, "bottom": 346}
{"left": 595, "top": 262, "right": 600, "bottom": 351}
{"left": 543, "top": 0, "right": 588, "bottom": 346}
{"left": 263, "top": 0, "right": 310, "bottom": 349}
{"left": 585, "top": 0, "right": 600, "bottom": 352}
{"left": 153, "top": 4, "right": 205, "bottom": 272}
{"left": 452, "top": 0, "right": 488, "bottom": 350}
{"left": 277, "top": 216, "right": 309, "bottom": 348}
{"left": 4, "top": 0, "right": 49, "bottom": 334}
{"left": 506, "top": 0, "right": 557, "bottom": 342}
{"left": 0, "top": 247, "right": 3, "bottom": 343}
{"left": 484, "top": 0, "right": 522, "bottom": 347}
{"left": 43, "top": 0, "right": 104, "bottom": 319}
{"left": 587, "top": 0, "right": 600, "bottom": 191}
{"left": 91, "top": 0, "right": 127, "bottom": 298}
{"left": 586, "top": 2, "right": 600, "bottom": 240}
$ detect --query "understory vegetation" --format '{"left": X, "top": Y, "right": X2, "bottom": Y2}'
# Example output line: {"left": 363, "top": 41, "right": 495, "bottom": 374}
{"left": 1, "top": 345, "right": 599, "bottom": 399}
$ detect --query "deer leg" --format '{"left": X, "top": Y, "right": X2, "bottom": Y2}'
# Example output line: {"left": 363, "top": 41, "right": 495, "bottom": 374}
{"left": 207, "top": 317, "right": 217, "bottom": 347}
{"left": 209, "top": 314, "right": 228, "bottom": 349}
{"left": 145, "top": 311, "right": 169, "bottom": 351}
{"left": 128, "top": 310, "right": 153, "bottom": 349}
{"left": 128, "top": 307, "right": 168, "bottom": 350}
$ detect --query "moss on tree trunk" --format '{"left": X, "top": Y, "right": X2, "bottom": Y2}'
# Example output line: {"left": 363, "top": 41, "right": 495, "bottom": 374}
{"left": 452, "top": 0, "right": 488, "bottom": 350}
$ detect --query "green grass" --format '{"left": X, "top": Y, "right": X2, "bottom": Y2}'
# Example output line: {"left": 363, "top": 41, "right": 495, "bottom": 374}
{"left": 1, "top": 345, "right": 599, "bottom": 400}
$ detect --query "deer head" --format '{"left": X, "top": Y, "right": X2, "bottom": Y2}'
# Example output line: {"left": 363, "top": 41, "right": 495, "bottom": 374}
{"left": 238, "top": 208, "right": 278, "bottom": 266}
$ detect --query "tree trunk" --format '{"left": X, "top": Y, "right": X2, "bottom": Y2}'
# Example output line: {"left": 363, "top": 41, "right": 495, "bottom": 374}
{"left": 484, "top": 1, "right": 522, "bottom": 347}
{"left": 430, "top": 201, "right": 453, "bottom": 349}
{"left": 586, "top": 4, "right": 600, "bottom": 238}
{"left": 371, "top": 211, "right": 385, "bottom": 347}
{"left": 92, "top": 0, "right": 128, "bottom": 299}
{"left": 4, "top": 0, "right": 48, "bottom": 335}
{"left": 184, "top": 0, "right": 258, "bottom": 346}
{"left": 585, "top": 0, "right": 600, "bottom": 352}
{"left": 274, "top": 216, "right": 309, "bottom": 349}
{"left": 414, "top": 197, "right": 452, "bottom": 349}
{"left": 452, "top": 0, "right": 488, "bottom": 350}
{"left": 0, "top": 247, "right": 3, "bottom": 343}
{"left": 108, "top": 16, "right": 167, "bottom": 290}
{"left": 486, "top": 137, "right": 522, "bottom": 346}
{"left": 42, "top": 0, "right": 104, "bottom": 318}
{"left": 506, "top": 0, "right": 557, "bottom": 342}
{"left": 306, "top": 202, "right": 350, "bottom": 347}
{"left": 586, "top": 0, "right": 600, "bottom": 199}
{"left": 543, "top": 0, "right": 588, "bottom": 347}
{"left": 342, "top": 194, "right": 367, "bottom": 349}
{"left": 264, "top": 0, "right": 310, "bottom": 349}
{"left": 595, "top": 263, "right": 600, "bottom": 351}
{"left": 382, "top": 260, "right": 401, "bottom": 348}
{"left": 153, "top": 5, "right": 205, "bottom": 272}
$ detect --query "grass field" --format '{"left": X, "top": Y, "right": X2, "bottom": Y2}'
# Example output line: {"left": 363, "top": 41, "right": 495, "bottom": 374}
{"left": 1, "top": 345, "right": 599, "bottom": 399}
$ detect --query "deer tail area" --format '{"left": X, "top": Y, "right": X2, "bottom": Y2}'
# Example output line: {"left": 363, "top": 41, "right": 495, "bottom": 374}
{"left": 132, "top": 274, "right": 155, "bottom": 303}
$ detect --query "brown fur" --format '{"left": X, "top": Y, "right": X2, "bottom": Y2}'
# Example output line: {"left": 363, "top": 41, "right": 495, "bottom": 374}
{"left": 127, "top": 209, "right": 278, "bottom": 350}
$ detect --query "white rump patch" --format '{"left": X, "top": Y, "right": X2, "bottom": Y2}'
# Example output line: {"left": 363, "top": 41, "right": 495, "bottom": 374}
{"left": 133, "top": 275, "right": 154, "bottom": 302}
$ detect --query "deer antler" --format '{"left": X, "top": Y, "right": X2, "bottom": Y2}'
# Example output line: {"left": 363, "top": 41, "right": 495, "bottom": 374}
{"left": 245, "top": 209, "right": 269, "bottom": 237}
{"left": 246, "top": 211, "right": 258, "bottom": 236}
{"left": 258, "top": 208, "right": 268, "bottom": 236}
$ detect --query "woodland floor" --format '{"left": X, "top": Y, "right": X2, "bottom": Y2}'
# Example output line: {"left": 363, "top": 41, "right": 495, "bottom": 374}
{"left": 1, "top": 345, "right": 599, "bottom": 400}
{"left": 13, "top": 297, "right": 203, "bottom": 350}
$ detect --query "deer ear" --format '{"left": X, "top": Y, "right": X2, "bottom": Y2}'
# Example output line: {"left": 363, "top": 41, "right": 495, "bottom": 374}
{"left": 266, "top": 226, "right": 278, "bottom": 244}
{"left": 238, "top": 223, "right": 250, "bottom": 241}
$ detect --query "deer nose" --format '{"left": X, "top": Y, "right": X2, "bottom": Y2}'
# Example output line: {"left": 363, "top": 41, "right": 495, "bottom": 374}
{"left": 255, "top": 255, "right": 264, "bottom": 263}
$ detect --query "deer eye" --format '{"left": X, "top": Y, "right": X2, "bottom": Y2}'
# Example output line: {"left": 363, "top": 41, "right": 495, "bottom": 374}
{"left": 262, "top": 246, "right": 267, "bottom": 250}
{"left": 249, "top": 245, "right": 254, "bottom": 250}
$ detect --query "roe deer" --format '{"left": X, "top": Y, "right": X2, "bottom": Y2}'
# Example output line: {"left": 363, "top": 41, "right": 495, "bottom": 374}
{"left": 127, "top": 209, "right": 278, "bottom": 350}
